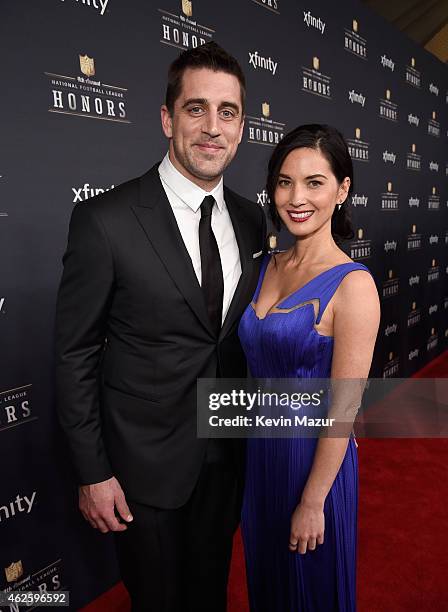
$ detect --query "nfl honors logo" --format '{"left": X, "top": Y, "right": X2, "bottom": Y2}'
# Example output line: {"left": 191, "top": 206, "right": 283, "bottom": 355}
{"left": 428, "top": 110, "right": 440, "bottom": 137}
{"left": 344, "top": 17, "right": 367, "bottom": 59}
{"left": 428, "top": 259, "right": 439, "bottom": 283}
{"left": 350, "top": 227, "right": 372, "bottom": 260}
{"left": 381, "top": 181, "right": 398, "bottom": 210}
{"left": 46, "top": 53, "right": 129, "bottom": 123}
{"left": 379, "top": 89, "right": 398, "bottom": 121}
{"left": 159, "top": 1, "right": 213, "bottom": 50}
{"left": 301, "top": 55, "right": 332, "bottom": 100}
{"left": 408, "top": 301, "right": 421, "bottom": 328}
{"left": 406, "top": 57, "right": 421, "bottom": 88}
{"left": 406, "top": 143, "right": 421, "bottom": 171}
{"left": 247, "top": 102, "right": 285, "bottom": 146}
{"left": 347, "top": 127, "right": 369, "bottom": 162}
{"left": 382, "top": 269, "right": 399, "bottom": 299}
{"left": 383, "top": 351, "right": 399, "bottom": 378}
{"left": 5, "top": 561, "right": 23, "bottom": 583}
{"left": 407, "top": 224, "right": 421, "bottom": 250}
{"left": 79, "top": 54, "right": 95, "bottom": 77}
{"left": 427, "top": 328, "right": 438, "bottom": 352}
{"left": 428, "top": 186, "right": 440, "bottom": 210}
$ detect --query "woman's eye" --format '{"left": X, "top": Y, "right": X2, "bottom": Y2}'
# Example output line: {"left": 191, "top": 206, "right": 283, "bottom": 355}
{"left": 278, "top": 179, "right": 291, "bottom": 187}
{"left": 309, "top": 181, "right": 322, "bottom": 188}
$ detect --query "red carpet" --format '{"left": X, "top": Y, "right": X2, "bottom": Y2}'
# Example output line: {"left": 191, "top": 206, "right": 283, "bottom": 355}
{"left": 82, "top": 350, "right": 448, "bottom": 611}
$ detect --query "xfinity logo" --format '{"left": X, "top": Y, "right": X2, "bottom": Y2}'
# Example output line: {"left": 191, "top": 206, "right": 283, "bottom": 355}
{"left": 303, "top": 10, "right": 326, "bottom": 34}
{"left": 384, "top": 240, "right": 397, "bottom": 252}
{"left": 383, "top": 151, "right": 396, "bottom": 164}
{"left": 60, "top": 0, "right": 110, "bottom": 16}
{"left": 72, "top": 183, "right": 115, "bottom": 203}
{"left": 248, "top": 51, "right": 278, "bottom": 75}
{"left": 429, "top": 83, "right": 439, "bottom": 96}
{"left": 351, "top": 194, "right": 368, "bottom": 207}
{"left": 408, "top": 197, "right": 420, "bottom": 207}
{"left": 408, "top": 348, "right": 419, "bottom": 360}
{"left": 409, "top": 275, "right": 420, "bottom": 286}
{"left": 257, "top": 190, "right": 270, "bottom": 206}
{"left": 429, "top": 235, "right": 439, "bottom": 245}
{"left": 0, "top": 492, "right": 37, "bottom": 522}
{"left": 385, "top": 323, "right": 397, "bottom": 336}
{"left": 380, "top": 55, "right": 394, "bottom": 71}
{"left": 348, "top": 90, "right": 365, "bottom": 107}
{"left": 429, "top": 304, "right": 438, "bottom": 315}
{"left": 429, "top": 161, "right": 439, "bottom": 172}
{"left": 408, "top": 114, "right": 419, "bottom": 127}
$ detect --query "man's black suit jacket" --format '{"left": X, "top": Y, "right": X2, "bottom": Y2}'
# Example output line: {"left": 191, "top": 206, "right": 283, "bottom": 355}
{"left": 55, "top": 162, "right": 266, "bottom": 509}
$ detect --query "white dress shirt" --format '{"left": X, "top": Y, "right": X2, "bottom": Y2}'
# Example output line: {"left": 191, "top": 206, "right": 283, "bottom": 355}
{"left": 158, "top": 152, "right": 242, "bottom": 324}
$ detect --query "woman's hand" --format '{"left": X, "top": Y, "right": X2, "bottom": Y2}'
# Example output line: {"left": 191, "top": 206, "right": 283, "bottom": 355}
{"left": 289, "top": 498, "right": 325, "bottom": 554}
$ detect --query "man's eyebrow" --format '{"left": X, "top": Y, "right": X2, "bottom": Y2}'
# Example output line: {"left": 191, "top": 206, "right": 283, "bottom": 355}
{"left": 218, "top": 101, "right": 240, "bottom": 113}
{"left": 182, "top": 98, "right": 208, "bottom": 108}
{"left": 182, "top": 98, "right": 241, "bottom": 113}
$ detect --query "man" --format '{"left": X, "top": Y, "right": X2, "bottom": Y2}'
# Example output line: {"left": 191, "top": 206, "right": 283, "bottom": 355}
{"left": 55, "top": 42, "right": 266, "bottom": 611}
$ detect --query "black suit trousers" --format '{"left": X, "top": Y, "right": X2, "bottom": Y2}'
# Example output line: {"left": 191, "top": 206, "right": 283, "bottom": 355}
{"left": 114, "top": 439, "right": 241, "bottom": 612}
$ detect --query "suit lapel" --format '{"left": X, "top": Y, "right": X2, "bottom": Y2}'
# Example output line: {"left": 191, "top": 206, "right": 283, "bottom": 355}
{"left": 220, "top": 188, "right": 254, "bottom": 340}
{"left": 133, "top": 165, "right": 214, "bottom": 338}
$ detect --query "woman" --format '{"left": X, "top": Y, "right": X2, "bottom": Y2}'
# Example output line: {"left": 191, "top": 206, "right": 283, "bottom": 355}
{"left": 239, "top": 124, "right": 380, "bottom": 611}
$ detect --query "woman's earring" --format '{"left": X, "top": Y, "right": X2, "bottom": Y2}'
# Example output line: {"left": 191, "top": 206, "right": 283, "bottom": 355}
{"left": 337, "top": 202, "right": 342, "bottom": 211}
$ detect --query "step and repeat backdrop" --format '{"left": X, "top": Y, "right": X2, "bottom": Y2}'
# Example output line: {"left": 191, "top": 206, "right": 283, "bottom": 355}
{"left": 1, "top": 0, "right": 447, "bottom": 608}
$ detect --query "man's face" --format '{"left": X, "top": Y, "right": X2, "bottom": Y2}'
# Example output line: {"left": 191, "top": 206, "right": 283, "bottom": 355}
{"left": 161, "top": 67, "right": 244, "bottom": 189}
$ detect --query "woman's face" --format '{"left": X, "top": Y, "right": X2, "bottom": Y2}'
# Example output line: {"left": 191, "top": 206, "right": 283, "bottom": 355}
{"left": 274, "top": 147, "right": 350, "bottom": 239}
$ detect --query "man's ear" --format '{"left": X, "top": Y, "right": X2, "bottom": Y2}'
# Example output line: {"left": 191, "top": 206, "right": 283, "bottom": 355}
{"left": 161, "top": 105, "right": 173, "bottom": 138}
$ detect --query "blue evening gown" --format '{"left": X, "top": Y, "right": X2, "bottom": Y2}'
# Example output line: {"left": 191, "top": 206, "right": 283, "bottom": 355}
{"left": 238, "top": 254, "right": 371, "bottom": 612}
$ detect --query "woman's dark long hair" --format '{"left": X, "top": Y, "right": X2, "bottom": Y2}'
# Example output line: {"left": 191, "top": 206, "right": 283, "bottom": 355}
{"left": 266, "top": 124, "right": 355, "bottom": 243}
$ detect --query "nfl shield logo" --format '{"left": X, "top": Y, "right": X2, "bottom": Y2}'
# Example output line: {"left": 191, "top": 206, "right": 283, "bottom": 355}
{"left": 261, "top": 102, "right": 270, "bottom": 118}
{"left": 5, "top": 561, "right": 23, "bottom": 583}
{"left": 312, "top": 56, "right": 319, "bottom": 71}
{"left": 79, "top": 54, "right": 95, "bottom": 77}
{"left": 182, "top": 0, "right": 193, "bottom": 17}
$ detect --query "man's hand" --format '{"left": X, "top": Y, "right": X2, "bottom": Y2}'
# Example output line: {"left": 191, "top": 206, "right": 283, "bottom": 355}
{"left": 79, "top": 476, "right": 133, "bottom": 533}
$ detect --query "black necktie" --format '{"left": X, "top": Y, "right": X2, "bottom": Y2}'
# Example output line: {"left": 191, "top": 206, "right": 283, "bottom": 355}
{"left": 199, "top": 195, "right": 224, "bottom": 337}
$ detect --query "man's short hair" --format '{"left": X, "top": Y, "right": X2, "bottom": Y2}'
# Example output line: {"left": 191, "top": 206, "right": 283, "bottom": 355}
{"left": 165, "top": 41, "right": 246, "bottom": 116}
